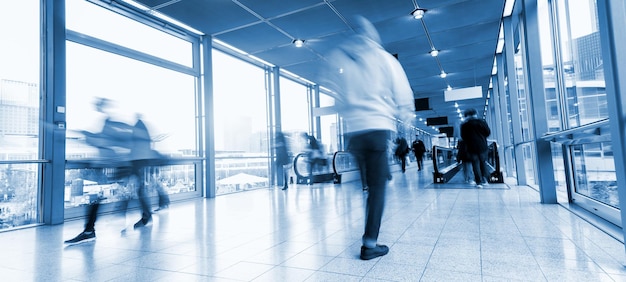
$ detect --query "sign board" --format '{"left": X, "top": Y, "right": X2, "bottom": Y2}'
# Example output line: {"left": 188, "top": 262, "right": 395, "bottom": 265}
{"left": 444, "top": 86, "right": 483, "bottom": 102}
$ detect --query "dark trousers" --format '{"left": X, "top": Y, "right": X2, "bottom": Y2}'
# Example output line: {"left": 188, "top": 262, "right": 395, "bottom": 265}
{"left": 84, "top": 200, "right": 100, "bottom": 232}
{"left": 469, "top": 151, "right": 489, "bottom": 184}
{"left": 414, "top": 154, "right": 424, "bottom": 171}
{"left": 399, "top": 154, "right": 407, "bottom": 172}
{"left": 132, "top": 160, "right": 152, "bottom": 221}
{"left": 348, "top": 130, "right": 390, "bottom": 248}
{"left": 83, "top": 162, "right": 170, "bottom": 232}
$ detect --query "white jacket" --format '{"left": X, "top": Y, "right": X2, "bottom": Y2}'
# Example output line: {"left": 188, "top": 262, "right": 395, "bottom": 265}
{"left": 323, "top": 31, "right": 414, "bottom": 134}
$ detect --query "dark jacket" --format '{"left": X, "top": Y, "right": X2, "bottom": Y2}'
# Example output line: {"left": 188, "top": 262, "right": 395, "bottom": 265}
{"left": 275, "top": 132, "right": 291, "bottom": 165}
{"left": 412, "top": 140, "right": 426, "bottom": 157}
{"left": 395, "top": 137, "right": 409, "bottom": 157}
{"left": 460, "top": 118, "right": 491, "bottom": 154}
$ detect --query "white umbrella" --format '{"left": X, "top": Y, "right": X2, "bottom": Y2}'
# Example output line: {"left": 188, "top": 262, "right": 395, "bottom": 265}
{"left": 217, "top": 173, "right": 268, "bottom": 185}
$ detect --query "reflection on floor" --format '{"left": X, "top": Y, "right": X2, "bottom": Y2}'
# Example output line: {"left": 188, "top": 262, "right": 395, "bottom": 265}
{"left": 1, "top": 162, "right": 626, "bottom": 281}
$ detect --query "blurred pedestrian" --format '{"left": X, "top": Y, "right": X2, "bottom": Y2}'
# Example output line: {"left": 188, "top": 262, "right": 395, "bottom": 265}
{"left": 275, "top": 131, "right": 292, "bottom": 190}
{"left": 322, "top": 16, "right": 414, "bottom": 260}
{"left": 411, "top": 138, "right": 426, "bottom": 171}
{"left": 65, "top": 106, "right": 168, "bottom": 245}
{"left": 460, "top": 108, "right": 491, "bottom": 188}
{"left": 129, "top": 113, "right": 164, "bottom": 229}
{"left": 301, "top": 132, "right": 325, "bottom": 183}
{"left": 394, "top": 137, "right": 409, "bottom": 173}
{"left": 456, "top": 139, "right": 472, "bottom": 183}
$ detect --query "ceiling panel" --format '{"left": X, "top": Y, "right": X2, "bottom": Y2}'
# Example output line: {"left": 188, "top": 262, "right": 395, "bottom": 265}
{"left": 269, "top": 5, "right": 347, "bottom": 39}
{"left": 237, "top": 0, "right": 325, "bottom": 19}
{"left": 214, "top": 22, "right": 292, "bottom": 54}
{"left": 152, "top": 0, "right": 260, "bottom": 35}
{"left": 122, "top": 0, "right": 504, "bottom": 135}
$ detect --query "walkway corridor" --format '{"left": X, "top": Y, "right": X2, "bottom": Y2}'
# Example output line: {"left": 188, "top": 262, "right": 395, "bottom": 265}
{"left": 1, "top": 163, "right": 625, "bottom": 281}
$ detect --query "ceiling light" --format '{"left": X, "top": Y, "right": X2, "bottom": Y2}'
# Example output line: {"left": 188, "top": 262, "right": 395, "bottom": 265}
{"left": 440, "top": 71, "right": 447, "bottom": 78}
{"left": 293, "top": 39, "right": 304, "bottom": 48}
{"left": 448, "top": 85, "right": 453, "bottom": 91}
{"left": 429, "top": 49, "right": 439, "bottom": 57}
{"left": 411, "top": 8, "right": 427, "bottom": 19}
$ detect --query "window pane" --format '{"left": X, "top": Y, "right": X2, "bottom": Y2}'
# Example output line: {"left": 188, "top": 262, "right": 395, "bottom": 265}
{"left": 551, "top": 143, "right": 569, "bottom": 202}
{"left": 538, "top": 0, "right": 563, "bottom": 132}
{"left": 556, "top": 0, "right": 608, "bottom": 127}
{"left": 0, "top": 0, "right": 41, "bottom": 229}
{"left": 65, "top": 42, "right": 198, "bottom": 209}
{"left": 571, "top": 142, "right": 618, "bottom": 208}
{"left": 213, "top": 50, "right": 270, "bottom": 195}
{"left": 514, "top": 41, "right": 533, "bottom": 141}
{"left": 279, "top": 78, "right": 309, "bottom": 133}
{"left": 0, "top": 0, "right": 40, "bottom": 159}
{"left": 66, "top": 0, "right": 193, "bottom": 67}
{"left": 66, "top": 42, "right": 197, "bottom": 157}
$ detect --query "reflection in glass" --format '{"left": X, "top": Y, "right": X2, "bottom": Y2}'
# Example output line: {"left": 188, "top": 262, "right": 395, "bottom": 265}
{"left": 0, "top": 163, "right": 40, "bottom": 229}
{"left": 64, "top": 164, "right": 195, "bottom": 209}
{"left": 556, "top": 0, "right": 608, "bottom": 127}
{"left": 551, "top": 143, "right": 569, "bottom": 202}
{"left": 571, "top": 142, "right": 618, "bottom": 208}
{"left": 521, "top": 143, "right": 537, "bottom": 186}
{"left": 538, "top": 0, "right": 563, "bottom": 133}
{"left": 514, "top": 41, "right": 534, "bottom": 142}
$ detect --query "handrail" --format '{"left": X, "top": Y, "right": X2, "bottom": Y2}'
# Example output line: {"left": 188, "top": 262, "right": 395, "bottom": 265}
{"left": 486, "top": 142, "right": 503, "bottom": 183}
{"left": 432, "top": 146, "right": 457, "bottom": 175}
{"left": 0, "top": 159, "right": 50, "bottom": 165}
{"left": 65, "top": 157, "right": 203, "bottom": 169}
{"left": 432, "top": 146, "right": 461, "bottom": 183}
{"left": 541, "top": 119, "right": 610, "bottom": 145}
{"left": 432, "top": 141, "right": 503, "bottom": 184}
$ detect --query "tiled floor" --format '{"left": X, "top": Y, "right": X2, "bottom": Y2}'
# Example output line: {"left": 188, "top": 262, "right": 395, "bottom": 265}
{"left": 2, "top": 164, "right": 626, "bottom": 281}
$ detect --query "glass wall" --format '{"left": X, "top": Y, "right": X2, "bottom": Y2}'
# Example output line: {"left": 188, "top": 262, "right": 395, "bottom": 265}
{"left": 552, "top": 0, "right": 614, "bottom": 215}
{"left": 318, "top": 93, "right": 338, "bottom": 154}
{"left": 64, "top": 0, "right": 200, "bottom": 214}
{"left": 555, "top": 0, "right": 608, "bottom": 127}
{"left": 514, "top": 26, "right": 537, "bottom": 186}
{"left": 0, "top": 0, "right": 41, "bottom": 229}
{"left": 279, "top": 77, "right": 310, "bottom": 157}
{"left": 212, "top": 50, "right": 270, "bottom": 195}
{"left": 538, "top": 0, "right": 562, "bottom": 133}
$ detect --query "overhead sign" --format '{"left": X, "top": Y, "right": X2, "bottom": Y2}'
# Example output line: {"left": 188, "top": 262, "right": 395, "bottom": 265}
{"left": 444, "top": 86, "right": 483, "bottom": 102}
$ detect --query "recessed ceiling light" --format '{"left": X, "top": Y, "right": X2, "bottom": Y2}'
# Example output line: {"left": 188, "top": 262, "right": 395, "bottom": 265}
{"left": 293, "top": 39, "right": 304, "bottom": 48}
{"left": 411, "top": 8, "right": 427, "bottom": 19}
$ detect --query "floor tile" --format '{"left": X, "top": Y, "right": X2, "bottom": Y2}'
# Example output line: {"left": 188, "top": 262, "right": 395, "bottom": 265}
{"left": 2, "top": 163, "right": 626, "bottom": 281}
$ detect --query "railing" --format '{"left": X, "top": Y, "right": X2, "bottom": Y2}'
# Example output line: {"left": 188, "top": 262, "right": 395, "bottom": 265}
{"left": 293, "top": 151, "right": 361, "bottom": 184}
{"left": 486, "top": 142, "right": 504, "bottom": 183}
{"left": 541, "top": 119, "right": 610, "bottom": 145}
{"left": 64, "top": 157, "right": 202, "bottom": 218}
{"left": 293, "top": 152, "right": 334, "bottom": 184}
{"left": 432, "top": 146, "right": 461, "bottom": 183}
{"left": 432, "top": 142, "right": 503, "bottom": 184}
